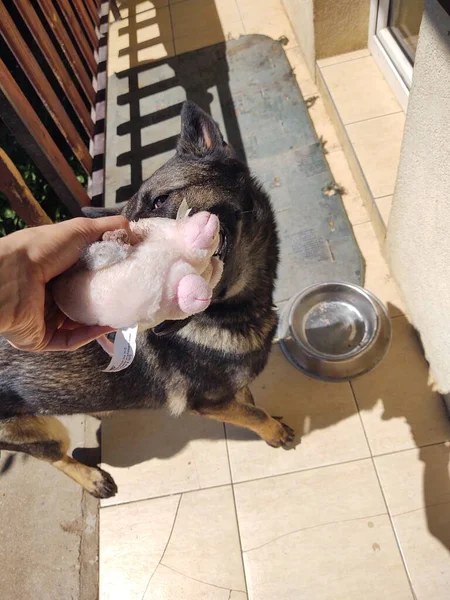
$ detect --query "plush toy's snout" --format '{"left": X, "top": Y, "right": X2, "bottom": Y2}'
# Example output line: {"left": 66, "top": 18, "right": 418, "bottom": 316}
{"left": 184, "top": 212, "right": 220, "bottom": 252}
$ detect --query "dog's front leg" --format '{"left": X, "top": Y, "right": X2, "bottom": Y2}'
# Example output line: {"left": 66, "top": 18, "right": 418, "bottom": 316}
{"left": 192, "top": 387, "right": 295, "bottom": 448}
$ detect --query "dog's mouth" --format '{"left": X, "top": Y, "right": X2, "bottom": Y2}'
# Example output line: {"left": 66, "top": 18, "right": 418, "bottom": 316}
{"left": 213, "top": 228, "right": 228, "bottom": 261}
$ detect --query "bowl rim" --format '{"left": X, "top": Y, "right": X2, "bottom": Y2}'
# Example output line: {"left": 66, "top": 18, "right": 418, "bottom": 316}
{"left": 287, "top": 282, "right": 382, "bottom": 363}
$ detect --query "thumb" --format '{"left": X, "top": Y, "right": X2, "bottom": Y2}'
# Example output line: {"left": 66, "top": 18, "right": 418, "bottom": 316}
{"left": 38, "top": 216, "right": 131, "bottom": 282}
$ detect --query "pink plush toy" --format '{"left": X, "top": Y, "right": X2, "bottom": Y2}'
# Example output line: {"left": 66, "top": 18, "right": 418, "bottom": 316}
{"left": 53, "top": 211, "right": 223, "bottom": 332}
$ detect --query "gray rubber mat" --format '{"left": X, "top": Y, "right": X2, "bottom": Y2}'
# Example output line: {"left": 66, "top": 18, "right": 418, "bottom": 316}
{"left": 107, "top": 35, "right": 364, "bottom": 304}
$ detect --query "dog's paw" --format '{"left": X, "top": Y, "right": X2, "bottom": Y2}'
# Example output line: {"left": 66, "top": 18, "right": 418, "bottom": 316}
{"left": 266, "top": 416, "right": 295, "bottom": 449}
{"left": 86, "top": 467, "right": 118, "bottom": 499}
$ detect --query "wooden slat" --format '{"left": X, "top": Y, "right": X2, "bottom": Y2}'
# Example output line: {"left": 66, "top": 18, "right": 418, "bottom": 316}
{"left": 0, "top": 58, "right": 89, "bottom": 214}
{"left": 14, "top": 0, "right": 94, "bottom": 139}
{"left": 0, "top": 149, "right": 53, "bottom": 227}
{"left": 35, "top": 0, "right": 96, "bottom": 106}
{"left": 83, "top": 0, "right": 101, "bottom": 27}
{"left": 71, "top": 0, "right": 99, "bottom": 49}
{"left": 55, "top": 0, "right": 98, "bottom": 74}
{"left": 0, "top": 1, "right": 92, "bottom": 174}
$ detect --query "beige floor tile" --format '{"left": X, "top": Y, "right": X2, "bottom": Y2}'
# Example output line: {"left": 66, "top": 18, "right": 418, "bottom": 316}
{"left": 226, "top": 345, "right": 370, "bottom": 483}
{"left": 307, "top": 95, "right": 341, "bottom": 154}
{"left": 375, "top": 443, "right": 450, "bottom": 516}
{"left": 346, "top": 112, "right": 405, "bottom": 198}
{"left": 285, "top": 46, "right": 317, "bottom": 97}
{"left": 142, "top": 150, "right": 178, "bottom": 178}
{"left": 352, "top": 221, "right": 406, "bottom": 317}
{"left": 234, "top": 459, "right": 386, "bottom": 551}
{"left": 230, "top": 592, "right": 247, "bottom": 599}
{"left": 352, "top": 316, "right": 450, "bottom": 455}
{"left": 317, "top": 48, "right": 370, "bottom": 68}
{"left": 100, "top": 494, "right": 180, "bottom": 600}
{"left": 325, "top": 149, "right": 371, "bottom": 225}
{"left": 243, "top": 515, "right": 413, "bottom": 600}
{"left": 374, "top": 194, "right": 393, "bottom": 228}
{"left": 393, "top": 505, "right": 450, "bottom": 600}
{"left": 108, "top": 40, "right": 176, "bottom": 75}
{"left": 174, "top": 20, "right": 246, "bottom": 54}
{"left": 144, "top": 564, "right": 231, "bottom": 599}
{"left": 116, "top": 0, "right": 170, "bottom": 18}
{"left": 139, "top": 84, "right": 186, "bottom": 117}
{"left": 239, "top": 0, "right": 298, "bottom": 50}
{"left": 108, "top": 10, "right": 175, "bottom": 74}
{"left": 285, "top": 47, "right": 311, "bottom": 83}
{"left": 161, "top": 486, "right": 246, "bottom": 592}
{"left": 114, "top": 7, "right": 173, "bottom": 45}
{"left": 100, "top": 410, "right": 230, "bottom": 506}
{"left": 320, "top": 56, "right": 401, "bottom": 124}
{"left": 371, "top": 197, "right": 388, "bottom": 243}
{"left": 171, "top": 0, "right": 242, "bottom": 39}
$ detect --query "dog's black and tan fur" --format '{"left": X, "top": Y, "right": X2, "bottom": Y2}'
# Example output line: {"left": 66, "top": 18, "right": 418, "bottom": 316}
{"left": 0, "top": 102, "right": 294, "bottom": 498}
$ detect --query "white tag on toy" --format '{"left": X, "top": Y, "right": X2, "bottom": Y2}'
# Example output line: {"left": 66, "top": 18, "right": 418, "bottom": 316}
{"left": 176, "top": 198, "right": 192, "bottom": 220}
{"left": 102, "top": 324, "right": 138, "bottom": 373}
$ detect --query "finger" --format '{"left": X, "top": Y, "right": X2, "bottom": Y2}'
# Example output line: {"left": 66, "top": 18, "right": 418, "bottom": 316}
{"left": 45, "top": 325, "right": 116, "bottom": 352}
{"left": 34, "top": 216, "right": 132, "bottom": 282}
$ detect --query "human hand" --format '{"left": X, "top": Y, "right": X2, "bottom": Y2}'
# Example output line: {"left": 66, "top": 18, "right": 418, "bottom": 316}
{"left": 0, "top": 216, "right": 131, "bottom": 352}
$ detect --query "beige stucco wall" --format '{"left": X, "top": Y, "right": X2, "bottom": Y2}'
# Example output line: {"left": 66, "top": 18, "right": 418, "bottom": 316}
{"left": 387, "top": 0, "right": 450, "bottom": 393}
{"left": 282, "top": 0, "right": 370, "bottom": 77}
{"left": 315, "top": 0, "right": 370, "bottom": 59}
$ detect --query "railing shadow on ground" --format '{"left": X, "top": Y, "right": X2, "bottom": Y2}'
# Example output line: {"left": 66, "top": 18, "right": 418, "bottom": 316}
{"left": 108, "top": 0, "right": 246, "bottom": 204}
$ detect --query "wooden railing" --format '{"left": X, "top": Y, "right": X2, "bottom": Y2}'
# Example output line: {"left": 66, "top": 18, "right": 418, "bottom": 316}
{"left": 0, "top": 0, "right": 104, "bottom": 225}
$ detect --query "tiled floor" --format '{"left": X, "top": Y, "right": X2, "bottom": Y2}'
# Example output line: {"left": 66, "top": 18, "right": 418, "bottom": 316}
{"left": 100, "top": 1, "right": 450, "bottom": 599}
{"left": 317, "top": 50, "right": 406, "bottom": 238}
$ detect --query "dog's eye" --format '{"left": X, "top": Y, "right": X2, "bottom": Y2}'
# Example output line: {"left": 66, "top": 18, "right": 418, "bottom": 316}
{"left": 152, "top": 195, "right": 169, "bottom": 210}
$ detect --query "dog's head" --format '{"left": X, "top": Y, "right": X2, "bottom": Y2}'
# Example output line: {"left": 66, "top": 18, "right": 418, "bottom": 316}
{"left": 85, "top": 102, "right": 278, "bottom": 308}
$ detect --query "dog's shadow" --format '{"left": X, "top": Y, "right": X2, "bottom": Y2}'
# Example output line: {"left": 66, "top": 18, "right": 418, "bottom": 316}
{"left": 75, "top": 301, "right": 450, "bottom": 560}
{"left": 73, "top": 408, "right": 249, "bottom": 468}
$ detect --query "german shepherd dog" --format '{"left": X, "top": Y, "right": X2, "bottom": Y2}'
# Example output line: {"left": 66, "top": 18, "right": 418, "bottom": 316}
{"left": 0, "top": 102, "right": 294, "bottom": 498}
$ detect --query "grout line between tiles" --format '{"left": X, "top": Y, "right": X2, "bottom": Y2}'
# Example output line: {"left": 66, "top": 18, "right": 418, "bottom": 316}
{"left": 318, "top": 53, "right": 371, "bottom": 69}
{"left": 230, "top": 454, "right": 374, "bottom": 486}
{"left": 374, "top": 193, "right": 394, "bottom": 200}
{"left": 234, "top": 0, "right": 245, "bottom": 27}
{"left": 349, "top": 381, "right": 418, "bottom": 600}
{"left": 225, "top": 423, "right": 250, "bottom": 597}
{"left": 344, "top": 109, "right": 404, "bottom": 128}
{"left": 99, "top": 440, "right": 448, "bottom": 512}
{"left": 167, "top": 0, "right": 176, "bottom": 46}
{"left": 100, "top": 482, "right": 230, "bottom": 510}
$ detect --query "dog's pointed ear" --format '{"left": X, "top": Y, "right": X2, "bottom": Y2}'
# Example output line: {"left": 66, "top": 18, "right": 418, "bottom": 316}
{"left": 177, "top": 101, "right": 225, "bottom": 158}
{"left": 82, "top": 202, "right": 127, "bottom": 218}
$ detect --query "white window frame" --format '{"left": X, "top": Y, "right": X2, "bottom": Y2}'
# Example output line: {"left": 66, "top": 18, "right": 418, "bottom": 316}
{"left": 369, "top": 0, "right": 413, "bottom": 111}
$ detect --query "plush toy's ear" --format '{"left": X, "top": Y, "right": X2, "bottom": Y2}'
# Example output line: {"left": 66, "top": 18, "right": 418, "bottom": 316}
{"left": 82, "top": 202, "right": 127, "bottom": 219}
{"left": 177, "top": 101, "right": 225, "bottom": 159}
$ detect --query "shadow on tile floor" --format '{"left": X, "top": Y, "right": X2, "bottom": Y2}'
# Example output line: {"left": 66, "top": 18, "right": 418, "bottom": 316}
{"left": 72, "top": 302, "right": 450, "bottom": 560}
{"left": 109, "top": 0, "right": 246, "bottom": 203}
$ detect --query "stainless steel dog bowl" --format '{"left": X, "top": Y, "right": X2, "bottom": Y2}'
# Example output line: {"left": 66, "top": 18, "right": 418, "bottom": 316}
{"left": 278, "top": 282, "right": 391, "bottom": 381}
